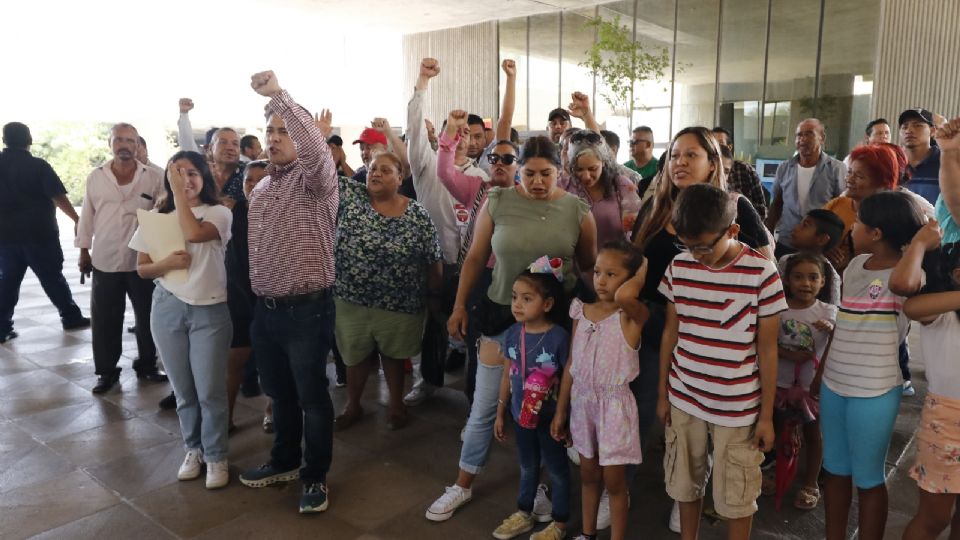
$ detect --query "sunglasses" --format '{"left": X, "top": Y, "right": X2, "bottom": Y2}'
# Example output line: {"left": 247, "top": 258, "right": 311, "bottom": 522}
{"left": 487, "top": 153, "right": 517, "bottom": 165}
{"left": 629, "top": 139, "right": 652, "bottom": 146}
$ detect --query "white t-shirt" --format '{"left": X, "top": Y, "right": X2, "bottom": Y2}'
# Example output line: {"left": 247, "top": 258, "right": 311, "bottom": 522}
{"left": 129, "top": 204, "right": 232, "bottom": 305}
{"left": 777, "top": 300, "right": 838, "bottom": 389}
{"left": 796, "top": 165, "right": 816, "bottom": 214}
{"left": 916, "top": 312, "right": 960, "bottom": 399}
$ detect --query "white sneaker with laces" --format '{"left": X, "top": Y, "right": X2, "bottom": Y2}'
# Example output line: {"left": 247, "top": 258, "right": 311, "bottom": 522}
{"left": 668, "top": 500, "right": 681, "bottom": 533}
{"left": 596, "top": 489, "right": 611, "bottom": 530}
{"left": 403, "top": 380, "right": 437, "bottom": 406}
{"left": 532, "top": 483, "right": 553, "bottom": 523}
{"left": 205, "top": 460, "right": 229, "bottom": 489}
{"left": 178, "top": 449, "right": 204, "bottom": 480}
{"left": 425, "top": 485, "right": 472, "bottom": 521}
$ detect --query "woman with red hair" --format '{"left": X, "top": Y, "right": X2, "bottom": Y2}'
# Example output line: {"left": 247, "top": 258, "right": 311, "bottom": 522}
{"left": 824, "top": 145, "right": 932, "bottom": 272}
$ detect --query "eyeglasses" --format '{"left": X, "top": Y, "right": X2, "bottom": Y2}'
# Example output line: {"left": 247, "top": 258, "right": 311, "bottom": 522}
{"left": 487, "top": 153, "right": 517, "bottom": 165}
{"left": 674, "top": 226, "right": 731, "bottom": 255}
{"left": 569, "top": 131, "right": 603, "bottom": 144}
{"left": 629, "top": 139, "right": 652, "bottom": 147}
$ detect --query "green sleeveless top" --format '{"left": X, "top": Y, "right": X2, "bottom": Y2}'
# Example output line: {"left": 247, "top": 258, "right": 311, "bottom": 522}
{"left": 486, "top": 187, "right": 590, "bottom": 305}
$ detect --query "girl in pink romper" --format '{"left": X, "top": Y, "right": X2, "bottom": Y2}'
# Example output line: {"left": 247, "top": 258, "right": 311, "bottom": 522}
{"left": 552, "top": 241, "right": 649, "bottom": 540}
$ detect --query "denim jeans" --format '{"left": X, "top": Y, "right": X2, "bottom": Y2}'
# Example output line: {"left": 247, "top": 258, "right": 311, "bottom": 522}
{"left": 898, "top": 340, "right": 910, "bottom": 382}
{"left": 0, "top": 242, "right": 83, "bottom": 334}
{"left": 459, "top": 356, "right": 503, "bottom": 474}
{"left": 150, "top": 286, "right": 232, "bottom": 461}
{"left": 464, "top": 268, "right": 494, "bottom": 405}
{"left": 252, "top": 295, "right": 335, "bottom": 483}
{"left": 515, "top": 409, "right": 570, "bottom": 523}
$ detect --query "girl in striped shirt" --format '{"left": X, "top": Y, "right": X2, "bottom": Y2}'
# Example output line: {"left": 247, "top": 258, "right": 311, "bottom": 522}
{"left": 813, "top": 191, "right": 926, "bottom": 540}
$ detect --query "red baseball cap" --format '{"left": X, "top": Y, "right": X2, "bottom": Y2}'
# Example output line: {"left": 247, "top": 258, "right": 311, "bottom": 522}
{"left": 352, "top": 128, "right": 388, "bottom": 146}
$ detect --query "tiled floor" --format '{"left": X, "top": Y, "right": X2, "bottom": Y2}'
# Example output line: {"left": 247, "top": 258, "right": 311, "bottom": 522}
{"left": 0, "top": 220, "right": 931, "bottom": 539}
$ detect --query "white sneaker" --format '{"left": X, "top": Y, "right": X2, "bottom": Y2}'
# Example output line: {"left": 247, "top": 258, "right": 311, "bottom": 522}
{"left": 532, "top": 483, "right": 553, "bottom": 523}
{"left": 566, "top": 446, "right": 580, "bottom": 466}
{"left": 596, "top": 489, "right": 610, "bottom": 530}
{"left": 903, "top": 380, "right": 916, "bottom": 396}
{"left": 668, "top": 500, "right": 681, "bottom": 533}
{"left": 205, "top": 460, "right": 229, "bottom": 489}
{"left": 425, "top": 484, "right": 472, "bottom": 522}
{"left": 403, "top": 381, "right": 437, "bottom": 406}
{"left": 178, "top": 449, "right": 204, "bottom": 480}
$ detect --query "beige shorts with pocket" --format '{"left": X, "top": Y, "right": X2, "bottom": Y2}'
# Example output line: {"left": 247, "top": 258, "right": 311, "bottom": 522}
{"left": 663, "top": 406, "right": 764, "bottom": 520}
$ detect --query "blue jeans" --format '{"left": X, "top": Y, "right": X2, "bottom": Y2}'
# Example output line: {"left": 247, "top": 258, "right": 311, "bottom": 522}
{"left": 150, "top": 286, "right": 232, "bottom": 461}
{"left": 459, "top": 356, "right": 503, "bottom": 474}
{"left": 252, "top": 295, "right": 335, "bottom": 483}
{"left": 0, "top": 241, "right": 83, "bottom": 334}
{"left": 515, "top": 409, "right": 570, "bottom": 523}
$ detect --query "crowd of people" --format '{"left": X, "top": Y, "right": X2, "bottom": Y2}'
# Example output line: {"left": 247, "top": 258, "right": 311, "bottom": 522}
{"left": 2, "top": 55, "right": 960, "bottom": 540}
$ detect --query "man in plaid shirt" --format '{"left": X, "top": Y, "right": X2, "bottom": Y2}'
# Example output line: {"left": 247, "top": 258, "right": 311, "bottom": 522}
{"left": 712, "top": 127, "right": 768, "bottom": 220}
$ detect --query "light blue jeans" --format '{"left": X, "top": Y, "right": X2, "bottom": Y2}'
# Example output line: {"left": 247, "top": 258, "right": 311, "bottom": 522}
{"left": 459, "top": 332, "right": 508, "bottom": 474}
{"left": 151, "top": 286, "right": 233, "bottom": 461}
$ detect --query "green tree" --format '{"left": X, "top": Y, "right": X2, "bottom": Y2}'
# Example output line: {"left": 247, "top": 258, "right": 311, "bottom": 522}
{"left": 29, "top": 122, "right": 112, "bottom": 205}
{"left": 580, "top": 14, "right": 671, "bottom": 117}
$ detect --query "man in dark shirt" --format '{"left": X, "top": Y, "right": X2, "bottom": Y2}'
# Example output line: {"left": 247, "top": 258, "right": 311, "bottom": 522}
{"left": 0, "top": 122, "right": 89, "bottom": 342}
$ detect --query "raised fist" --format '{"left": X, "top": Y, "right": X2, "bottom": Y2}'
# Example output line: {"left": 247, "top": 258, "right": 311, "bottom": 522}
{"left": 420, "top": 58, "right": 440, "bottom": 79}
{"left": 179, "top": 98, "right": 194, "bottom": 114}
{"left": 250, "top": 71, "right": 281, "bottom": 97}
{"left": 568, "top": 92, "right": 591, "bottom": 119}
{"left": 371, "top": 117, "right": 392, "bottom": 135}
{"left": 502, "top": 59, "right": 516, "bottom": 77}
{"left": 935, "top": 117, "right": 960, "bottom": 152}
{"left": 446, "top": 110, "right": 468, "bottom": 136}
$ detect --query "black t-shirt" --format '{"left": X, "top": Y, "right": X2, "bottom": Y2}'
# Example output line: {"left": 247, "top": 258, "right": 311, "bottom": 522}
{"left": 0, "top": 148, "right": 67, "bottom": 243}
{"left": 632, "top": 196, "right": 770, "bottom": 305}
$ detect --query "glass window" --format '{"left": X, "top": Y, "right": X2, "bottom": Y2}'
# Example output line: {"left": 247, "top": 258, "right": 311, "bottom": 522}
{"left": 527, "top": 12, "right": 561, "bottom": 134}
{"left": 717, "top": 0, "right": 767, "bottom": 162}
{"left": 560, "top": 8, "right": 597, "bottom": 128}
{"left": 817, "top": 0, "right": 881, "bottom": 158}
{"left": 672, "top": 0, "right": 720, "bottom": 134}
{"left": 761, "top": 0, "right": 820, "bottom": 159}
{"left": 499, "top": 17, "right": 529, "bottom": 131}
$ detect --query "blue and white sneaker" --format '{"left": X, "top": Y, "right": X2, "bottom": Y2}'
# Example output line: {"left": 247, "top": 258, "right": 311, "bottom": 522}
{"left": 300, "top": 481, "right": 329, "bottom": 513}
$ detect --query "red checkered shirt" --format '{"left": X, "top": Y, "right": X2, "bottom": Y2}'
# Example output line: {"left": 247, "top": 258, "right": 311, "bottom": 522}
{"left": 247, "top": 89, "right": 338, "bottom": 297}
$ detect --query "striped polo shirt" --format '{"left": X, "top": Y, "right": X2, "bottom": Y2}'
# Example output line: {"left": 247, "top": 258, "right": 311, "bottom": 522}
{"left": 659, "top": 244, "right": 787, "bottom": 427}
{"left": 823, "top": 254, "right": 910, "bottom": 398}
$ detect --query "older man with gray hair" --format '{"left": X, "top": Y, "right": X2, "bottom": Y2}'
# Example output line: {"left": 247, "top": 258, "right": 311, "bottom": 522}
{"left": 765, "top": 118, "right": 846, "bottom": 258}
{"left": 76, "top": 123, "right": 166, "bottom": 394}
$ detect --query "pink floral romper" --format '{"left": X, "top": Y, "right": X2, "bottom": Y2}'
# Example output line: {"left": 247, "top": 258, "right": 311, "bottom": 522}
{"left": 568, "top": 299, "right": 643, "bottom": 466}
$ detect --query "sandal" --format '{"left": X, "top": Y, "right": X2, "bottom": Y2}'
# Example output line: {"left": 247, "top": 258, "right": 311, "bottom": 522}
{"left": 761, "top": 471, "right": 776, "bottom": 496}
{"left": 794, "top": 486, "right": 820, "bottom": 510}
{"left": 334, "top": 407, "right": 364, "bottom": 432}
{"left": 386, "top": 412, "right": 409, "bottom": 431}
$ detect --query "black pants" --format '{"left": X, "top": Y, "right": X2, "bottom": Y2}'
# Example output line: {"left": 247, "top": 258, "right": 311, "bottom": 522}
{"left": 419, "top": 263, "right": 460, "bottom": 388}
{"left": 91, "top": 269, "right": 157, "bottom": 375}
{"left": 0, "top": 241, "right": 83, "bottom": 334}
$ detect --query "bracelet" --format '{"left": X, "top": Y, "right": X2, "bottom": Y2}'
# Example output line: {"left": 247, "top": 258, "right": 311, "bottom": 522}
{"left": 497, "top": 399, "right": 505, "bottom": 405}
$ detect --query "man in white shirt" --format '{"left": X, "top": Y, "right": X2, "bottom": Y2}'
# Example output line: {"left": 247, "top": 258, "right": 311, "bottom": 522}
{"left": 76, "top": 123, "right": 166, "bottom": 394}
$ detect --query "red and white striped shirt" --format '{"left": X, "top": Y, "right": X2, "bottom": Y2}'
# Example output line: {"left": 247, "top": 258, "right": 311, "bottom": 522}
{"left": 248, "top": 90, "right": 339, "bottom": 297}
{"left": 658, "top": 245, "right": 786, "bottom": 427}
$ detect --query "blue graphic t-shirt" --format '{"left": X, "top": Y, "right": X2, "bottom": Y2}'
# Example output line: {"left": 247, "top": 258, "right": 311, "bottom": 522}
{"left": 504, "top": 322, "right": 569, "bottom": 420}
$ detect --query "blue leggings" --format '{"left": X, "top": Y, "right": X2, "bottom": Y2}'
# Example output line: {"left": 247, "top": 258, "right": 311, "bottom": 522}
{"left": 820, "top": 384, "right": 901, "bottom": 489}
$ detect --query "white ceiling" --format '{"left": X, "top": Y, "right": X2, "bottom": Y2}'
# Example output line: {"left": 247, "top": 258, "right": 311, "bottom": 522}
{"left": 273, "top": 0, "right": 614, "bottom": 33}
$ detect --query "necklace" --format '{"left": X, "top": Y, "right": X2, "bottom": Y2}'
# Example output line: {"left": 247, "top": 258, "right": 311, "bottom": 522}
{"left": 520, "top": 323, "right": 550, "bottom": 380}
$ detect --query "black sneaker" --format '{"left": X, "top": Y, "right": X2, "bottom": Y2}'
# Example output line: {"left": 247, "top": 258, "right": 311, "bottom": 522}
{"left": 158, "top": 391, "right": 177, "bottom": 410}
{"left": 0, "top": 330, "right": 18, "bottom": 344}
{"left": 239, "top": 462, "right": 300, "bottom": 488}
{"left": 136, "top": 368, "right": 169, "bottom": 383}
{"left": 300, "top": 481, "right": 329, "bottom": 513}
{"left": 92, "top": 367, "right": 121, "bottom": 394}
{"left": 62, "top": 317, "right": 91, "bottom": 331}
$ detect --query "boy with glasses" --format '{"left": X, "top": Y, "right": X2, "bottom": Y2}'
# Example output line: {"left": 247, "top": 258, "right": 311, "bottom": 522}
{"left": 658, "top": 183, "right": 785, "bottom": 540}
